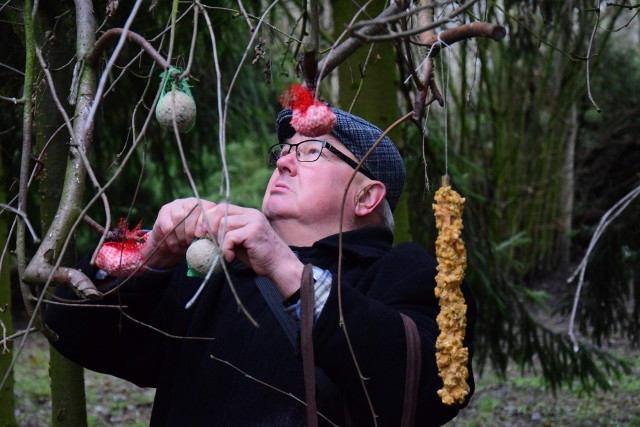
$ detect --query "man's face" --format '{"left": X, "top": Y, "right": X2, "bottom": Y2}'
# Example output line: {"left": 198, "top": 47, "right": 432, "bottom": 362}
{"left": 262, "top": 133, "right": 364, "bottom": 233}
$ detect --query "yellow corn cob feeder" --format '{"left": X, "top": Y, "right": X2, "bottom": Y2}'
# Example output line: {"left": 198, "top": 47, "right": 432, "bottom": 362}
{"left": 432, "top": 175, "right": 470, "bottom": 405}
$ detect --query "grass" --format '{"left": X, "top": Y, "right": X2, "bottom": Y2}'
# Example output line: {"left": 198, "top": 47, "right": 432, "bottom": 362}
{"left": 447, "top": 349, "right": 640, "bottom": 427}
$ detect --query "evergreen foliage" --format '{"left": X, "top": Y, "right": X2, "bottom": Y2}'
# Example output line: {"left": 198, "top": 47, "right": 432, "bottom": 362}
{"left": 564, "top": 45, "right": 640, "bottom": 348}
{"left": 399, "top": 2, "right": 638, "bottom": 391}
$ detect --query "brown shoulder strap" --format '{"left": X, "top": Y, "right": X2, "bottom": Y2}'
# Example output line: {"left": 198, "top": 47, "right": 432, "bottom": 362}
{"left": 300, "top": 263, "right": 318, "bottom": 427}
{"left": 400, "top": 313, "right": 422, "bottom": 427}
{"left": 300, "top": 266, "right": 421, "bottom": 427}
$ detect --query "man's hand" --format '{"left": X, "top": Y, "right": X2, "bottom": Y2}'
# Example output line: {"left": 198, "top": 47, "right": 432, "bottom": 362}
{"left": 195, "top": 203, "right": 303, "bottom": 299}
{"left": 141, "top": 198, "right": 217, "bottom": 270}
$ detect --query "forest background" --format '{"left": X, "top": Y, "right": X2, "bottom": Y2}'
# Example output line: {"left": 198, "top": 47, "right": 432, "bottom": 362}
{"left": 0, "top": 0, "right": 639, "bottom": 426}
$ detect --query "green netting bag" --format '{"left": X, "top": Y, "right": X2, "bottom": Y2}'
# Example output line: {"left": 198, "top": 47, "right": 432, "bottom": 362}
{"left": 155, "top": 67, "right": 197, "bottom": 133}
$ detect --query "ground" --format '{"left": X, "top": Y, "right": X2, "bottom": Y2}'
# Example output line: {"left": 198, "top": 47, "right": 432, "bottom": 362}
{"left": 448, "top": 348, "right": 640, "bottom": 427}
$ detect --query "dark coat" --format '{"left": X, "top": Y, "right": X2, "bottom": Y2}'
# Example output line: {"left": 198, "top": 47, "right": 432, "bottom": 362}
{"left": 45, "top": 226, "right": 476, "bottom": 426}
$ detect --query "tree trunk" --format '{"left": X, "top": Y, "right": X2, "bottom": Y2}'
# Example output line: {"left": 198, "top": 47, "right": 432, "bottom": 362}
{"left": 0, "top": 159, "right": 17, "bottom": 427}
{"left": 558, "top": 103, "right": 577, "bottom": 275}
{"left": 49, "top": 350, "right": 87, "bottom": 426}
{"left": 332, "top": 0, "right": 408, "bottom": 241}
{"left": 31, "top": 4, "right": 90, "bottom": 427}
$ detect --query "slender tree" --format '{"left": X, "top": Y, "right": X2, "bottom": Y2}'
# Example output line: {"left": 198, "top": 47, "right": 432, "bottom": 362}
{"left": 0, "top": 162, "right": 17, "bottom": 427}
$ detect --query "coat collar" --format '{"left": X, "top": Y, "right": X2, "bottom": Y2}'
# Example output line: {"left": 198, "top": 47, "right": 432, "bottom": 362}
{"left": 228, "top": 226, "right": 394, "bottom": 273}
{"left": 292, "top": 226, "right": 393, "bottom": 261}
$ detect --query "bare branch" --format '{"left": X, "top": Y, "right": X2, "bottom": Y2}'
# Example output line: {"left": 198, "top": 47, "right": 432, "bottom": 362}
{"left": 210, "top": 355, "right": 340, "bottom": 426}
{"left": 87, "top": 28, "right": 170, "bottom": 69}
{"left": 83, "top": 0, "right": 146, "bottom": 135}
{"left": 413, "top": 2, "right": 438, "bottom": 123}
{"left": 179, "top": 7, "right": 200, "bottom": 79}
{"left": 17, "top": 0, "right": 37, "bottom": 318}
{"left": 0, "top": 327, "right": 38, "bottom": 354}
{"left": 0, "top": 60, "right": 26, "bottom": 76}
{"left": 23, "top": 0, "right": 102, "bottom": 304}
{"left": 586, "top": 7, "right": 602, "bottom": 112}
{"left": 25, "top": 264, "right": 101, "bottom": 300}
{"left": 303, "top": 0, "right": 320, "bottom": 89}
{"left": 606, "top": 2, "right": 640, "bottom": 9}
{"left": 119, "top": 310, "right": 217, "bottom": 342}
{"left": 0, "top": 95, "right": 24, "bottom": 104}
{"left": 0, "top": 203, "right": 40, "bottom": 243}
{"left": 317, "top": 2, "right": 402, "bottom": 81}
{"left": 567, "top": 184, "right": 640, "bottom": 351}
{"left": 235, "top": 0, "right": 255, "bottom": 31}
{"left": 317, "top": 2, "right": 503, "bottom": 83}
{"left": 336, "top": 111, "right": 415, "bottom": 426}
{"left": 420, "top": 21, "right": 506, "bottom": 47}
{"left": 350, "top": 0, "right": 478, "bottom": 41}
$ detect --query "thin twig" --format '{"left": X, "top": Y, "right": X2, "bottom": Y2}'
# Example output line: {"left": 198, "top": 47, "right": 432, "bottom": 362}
{"left": 43, "top": 297, "right": 129, "bottom": 309}
{"left": 235, "top": 0, "right": 255, "bottom": 31}
{"left": 567, "top": 184, "right": 640, "bottom": 351}
{"left": 187, "top": 0, "right": 280, "bottom": 322}
{"left": 83, "top": 0, "right": 146, "bottom": 134}
{"left": 0, "top": 203, "right": 40, "bottom": 243}
{"left": 88, "top": 28, "right": 170, "bottom": 69}
{"left": 210, "top": 355, "right": 339, "bottom": 426}
{"left": 317, "top": 2, "right": 401, "bottom": 81}
{"left": 315, "top": 0, "right": 374, "bottom": 95}
{"left": 336, "top": 111, "right": 415, "bottom": 427}
{"left": 119, "top": 310, "right": 216, "bottom": 341}
{"left": 197, "top": 4, "right": 302, "bottom": 42}
{"left": 85, "top": 29, "right": 176, "bottom": 267}
{"left": 605, "top": 2, "right": 640, "bottom": 9}
{"left": 0, "top": 95, "right": 24, "bottom": 103}
{"left": 586, "top": 3, "right": 602, "bottom": 113}
{"left": 34, "top": 45, "right": 113, "bottom": 277}
{"left": 180, "top": 6, "right": 200, "bottom": 79}
{"left": 0, "top": 327, "right": 38, "bottom": 353}
{"left": 183, "top": 1, "right": 260, "bottom": 326}
{"left": 494, "top": 4, "right": 586, "bottom": 61}
{"left": 16, "top": 0, "right": 37, "bottom": 322}
{"left": 349, "top": 0, "right": 457, "bottom": 30}
{"left": 350, "top": 0, "right": 479, "bottom": 41}
{"left": 347, "top": 42, "right": 377, "bottom": 112}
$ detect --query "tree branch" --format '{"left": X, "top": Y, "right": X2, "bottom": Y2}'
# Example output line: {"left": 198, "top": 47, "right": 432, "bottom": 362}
{"left": 17, "top": 0, "right": 37, "bottom": 319}
{"left": 316, "top": 1, "right": 504, "bottom": 83}
{"left": 25, "top": 265, "right": 101, "bottom": 300}
{"left": 0, "top": 203, "right": 40, "bottom": 244}
{"left": 421, "top": 21, "right": 506, "bottom": 50}
{"left": 317, "top": 2, "right": 402, "bottom": 81}
{"left": 86, "top": 28, "right": 170, "bottom": 69}
{"left": 23, "top": 0, "right": 100, "bottom": 301}
{"left": 0, "top": 95, "right": 24, "bottom": 104}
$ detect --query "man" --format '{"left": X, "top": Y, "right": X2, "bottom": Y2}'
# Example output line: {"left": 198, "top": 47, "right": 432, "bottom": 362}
{"left": 46, "top": 107, "right": 476, "bottom": 426}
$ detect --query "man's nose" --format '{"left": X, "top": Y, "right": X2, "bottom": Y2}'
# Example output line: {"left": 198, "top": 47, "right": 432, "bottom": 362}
{"left": 276, "top": 150, "right": 298, "bottom": 174}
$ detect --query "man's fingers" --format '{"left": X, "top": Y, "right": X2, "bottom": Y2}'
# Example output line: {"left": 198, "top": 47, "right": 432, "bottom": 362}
{"left": 218, "top": 227, "right": 241, "bottom": 264}
{"left": 154, "top": 198, "right": 214, "bottom": 250}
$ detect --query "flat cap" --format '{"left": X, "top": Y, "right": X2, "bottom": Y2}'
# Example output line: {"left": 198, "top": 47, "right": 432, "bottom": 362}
{"left": 275, "top": 107, "right": 406, "bottom": 211}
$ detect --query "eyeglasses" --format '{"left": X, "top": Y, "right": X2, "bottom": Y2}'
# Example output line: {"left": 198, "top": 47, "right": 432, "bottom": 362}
{"left": 267, "top": 139, "right": 376, "bottom": 180}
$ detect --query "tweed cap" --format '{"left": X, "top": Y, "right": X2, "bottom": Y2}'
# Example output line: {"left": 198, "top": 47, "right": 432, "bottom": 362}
{"left": 275, "top": 107, "right": 406, "bottom": 211}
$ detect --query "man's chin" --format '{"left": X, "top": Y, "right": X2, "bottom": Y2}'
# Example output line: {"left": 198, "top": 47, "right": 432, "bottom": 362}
{"left": 262, "top": 204, "right": 291, "bottom": 222}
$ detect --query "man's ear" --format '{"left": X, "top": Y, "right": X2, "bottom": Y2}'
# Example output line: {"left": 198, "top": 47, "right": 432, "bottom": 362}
{"left": 354, "top": 182, "right": 386, "bottom": 217}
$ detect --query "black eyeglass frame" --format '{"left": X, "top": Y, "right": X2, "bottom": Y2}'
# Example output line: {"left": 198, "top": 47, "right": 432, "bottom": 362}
{"left": 268, "top": 139, "right": 377, "bottom": 181}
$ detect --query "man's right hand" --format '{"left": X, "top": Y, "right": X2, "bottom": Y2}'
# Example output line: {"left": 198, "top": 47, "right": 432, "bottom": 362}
{"left": 141, "top": 198, "right": 217, "bottom": 270}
